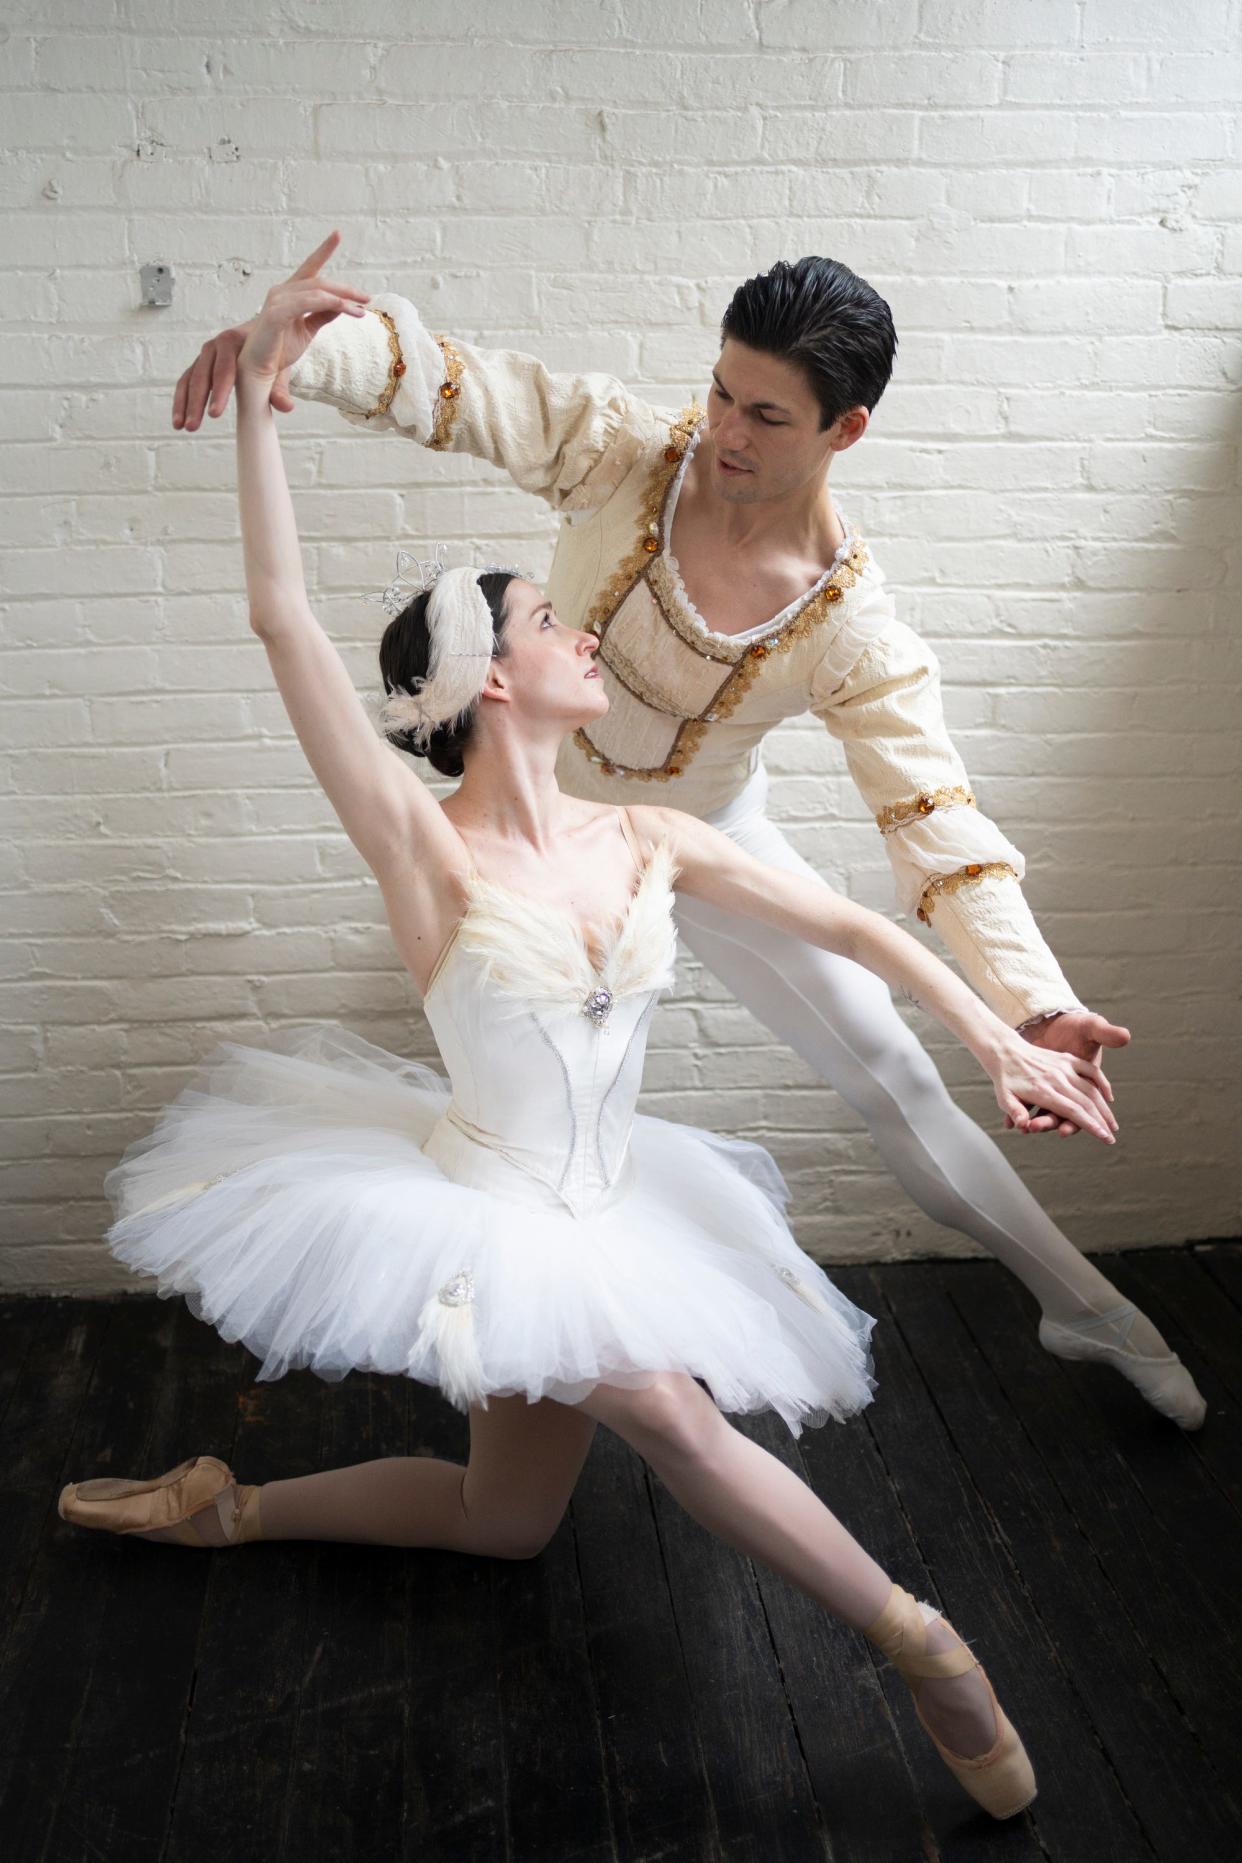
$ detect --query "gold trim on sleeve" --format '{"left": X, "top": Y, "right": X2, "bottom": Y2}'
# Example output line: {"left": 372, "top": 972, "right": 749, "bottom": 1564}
{"left": 427, "top": 335, "right": 464, "bottom": 450}
{"left": 877, "top": 785, "right": 977, "bottom": 835}
{"left": 365, "top": 309, "right": 407, "bottom": 420}
{"left": 916, "top": 861, "right": 1017, "bottom": 924}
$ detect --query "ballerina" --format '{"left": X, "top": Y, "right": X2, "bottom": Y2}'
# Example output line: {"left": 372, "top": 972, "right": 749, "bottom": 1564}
{"left": 60, "top": 266, "right": 1118, "bottom": 1821}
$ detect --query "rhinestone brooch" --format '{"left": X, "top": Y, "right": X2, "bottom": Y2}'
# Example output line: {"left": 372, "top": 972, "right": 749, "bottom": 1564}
{"left": 582, "top": 987, "right": 614, "bottom": 1029}
{"left": 437, "top": 1270, "right": 475, "bottom": 1308}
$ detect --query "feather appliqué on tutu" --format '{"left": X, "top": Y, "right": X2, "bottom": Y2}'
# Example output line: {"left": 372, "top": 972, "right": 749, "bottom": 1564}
{"left": 772, "top": 1262, "right": 830, "bottom": 1312}
{"left": 452, "top": 837, "right": 679, "bottom": 1017}
{"left": 410, "top": 1268, "right": 489, "bottom": 1409}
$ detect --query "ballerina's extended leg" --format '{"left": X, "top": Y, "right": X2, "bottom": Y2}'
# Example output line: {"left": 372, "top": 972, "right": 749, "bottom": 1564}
{"left": 577, "top": 1371, "right": 1035, "bottom": 1815}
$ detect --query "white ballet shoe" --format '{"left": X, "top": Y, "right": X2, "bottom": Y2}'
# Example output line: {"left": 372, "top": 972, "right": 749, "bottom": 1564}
{"left": 1038, "top": 1302, "right": 1207, "bottom": 1430}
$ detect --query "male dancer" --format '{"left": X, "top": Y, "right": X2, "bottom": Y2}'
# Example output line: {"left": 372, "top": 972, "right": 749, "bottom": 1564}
{"left": 172, "top": 232, "right": 1204, "bottom": 1427}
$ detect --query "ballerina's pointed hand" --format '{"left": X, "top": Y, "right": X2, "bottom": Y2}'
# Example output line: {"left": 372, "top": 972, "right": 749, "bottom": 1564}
{"left": 236, "top": 230, "right": 371, "bottom": 386}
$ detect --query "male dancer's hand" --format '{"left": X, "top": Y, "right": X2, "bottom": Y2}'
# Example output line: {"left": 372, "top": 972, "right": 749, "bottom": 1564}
{"left": 1008, "top": 1009, "right": 1131, "bottom": 1137}
{"left": 172, "top": 230, "right": 359, "bottom": 430}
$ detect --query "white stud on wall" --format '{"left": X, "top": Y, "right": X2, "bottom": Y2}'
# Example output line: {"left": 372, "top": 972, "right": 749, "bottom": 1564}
{"left": 139, "top": 263, "right": 174, "bottom": 307}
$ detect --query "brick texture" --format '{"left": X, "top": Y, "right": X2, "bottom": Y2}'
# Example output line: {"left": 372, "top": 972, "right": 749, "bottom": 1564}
{"left": 2, "top": 1, "right": 1239, "bottom": 1290}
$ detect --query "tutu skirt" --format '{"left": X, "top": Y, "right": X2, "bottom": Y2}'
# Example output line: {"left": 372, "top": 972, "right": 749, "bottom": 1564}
{"left": 103, "top": 1024, "right": 877, "bottom": 1439}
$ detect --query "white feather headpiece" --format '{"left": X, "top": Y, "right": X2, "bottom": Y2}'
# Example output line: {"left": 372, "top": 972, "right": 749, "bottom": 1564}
{"left": 366, "top": 545, "right": 531, "bottom": 749}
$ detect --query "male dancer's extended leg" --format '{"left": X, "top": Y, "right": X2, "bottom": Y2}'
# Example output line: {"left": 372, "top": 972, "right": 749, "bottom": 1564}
{"left": 675, "top": 774, "right": 1204, "bottom": 1427}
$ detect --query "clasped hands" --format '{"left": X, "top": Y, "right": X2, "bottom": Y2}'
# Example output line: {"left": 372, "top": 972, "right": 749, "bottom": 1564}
{"left": 1005, "top": 1009, "right": 1131, "bottom": 1141}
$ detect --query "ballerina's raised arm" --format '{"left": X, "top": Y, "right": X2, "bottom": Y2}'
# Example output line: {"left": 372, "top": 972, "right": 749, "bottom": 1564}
{"left": 231, "top": 235, "right": 480, "bottom": 978}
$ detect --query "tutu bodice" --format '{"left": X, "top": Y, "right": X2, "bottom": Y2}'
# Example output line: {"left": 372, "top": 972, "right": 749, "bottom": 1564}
{"left": 418, "top": 831, "right": 678, "bottom": 1220}
{"left": 102, "top": 808, "right": 878, "bottom": 1436}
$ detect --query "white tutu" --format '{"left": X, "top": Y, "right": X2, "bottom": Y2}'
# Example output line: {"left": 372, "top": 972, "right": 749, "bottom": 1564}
{"left": 103, "top": 1024, "right": 877, "bottom": 1439}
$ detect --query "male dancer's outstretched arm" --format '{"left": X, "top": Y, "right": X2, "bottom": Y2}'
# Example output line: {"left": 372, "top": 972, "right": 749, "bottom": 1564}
{"left": 176, "top": 230, "right": 654, "bottom": 515}
{"left": 806, "top": 598, "right": 1131, "bottom": 1124}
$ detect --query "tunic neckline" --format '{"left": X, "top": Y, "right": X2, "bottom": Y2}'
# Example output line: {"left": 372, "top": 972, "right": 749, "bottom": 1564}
{"left": 661, "top": 418, "right": 857, "bottom": 646}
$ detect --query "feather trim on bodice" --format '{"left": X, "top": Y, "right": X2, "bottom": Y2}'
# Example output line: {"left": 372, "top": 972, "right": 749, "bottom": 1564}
{"left": 448, "top": 837, "right": 679, "bottom": 1015}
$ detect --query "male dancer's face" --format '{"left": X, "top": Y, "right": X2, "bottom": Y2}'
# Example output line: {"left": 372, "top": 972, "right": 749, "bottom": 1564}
{"left": 705, "top": 339, "right": 866, "bottom": 507}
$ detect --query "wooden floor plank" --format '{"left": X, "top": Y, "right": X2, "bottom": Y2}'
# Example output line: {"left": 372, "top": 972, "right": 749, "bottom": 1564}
{"left": 642, "top": 1421, "right": 832, "bottom": 1863}
{"left": 743, "top": 1402, "right": 940, "bottom": 1862}
{"left": 0, "top": 1298, "right": 183, "bottom": 1862}
{"left": 276, "top": 1371, "right": 412, "bottom": 1863}
{"left": 0, "top": 1298, "right": 113, "bottom": 1679}
{"left": 43, "top": 1302, "right": 253, "bottom": 1863}
{"left": 878, "top": 1262, "right": 1240, "bottom": 1860}
{"left": 1116, "top": 1248, "right": 1242, "bottom": 1518}
{"left": 0, "top": 1297, "right": 45, "bottom": 1433}
{"left": 570, "top": 1424, "right": 720, "bottom": 1863}
{"left": 1129, "top": 1245, "right": 1242, "bottom": 1404}
{"left": 159, "top": 1356, "right": 328, "bottom": 1862}
{"left": 949, "top": 1256, "right": 1242, "bottom": 1794}
{"left": 1193, "top": 1239, "right": 1242, "bottom": 1340}
{"left": 839, "top": 1264, "right": 1156, "bottom": 1862}
{"left": 493, "top": 1485, "right": 618, "bottom": 1863}
{"left": 398, "top": 1395, "right": 510, "bottom": 1863}
{"left": 5, "top": 1249, "right": 1237, "bottom": 1863}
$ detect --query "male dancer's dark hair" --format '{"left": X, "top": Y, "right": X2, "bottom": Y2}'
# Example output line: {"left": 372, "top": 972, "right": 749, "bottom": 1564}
{"left": 720, "top": 257, "right": 898, "bottom": 430}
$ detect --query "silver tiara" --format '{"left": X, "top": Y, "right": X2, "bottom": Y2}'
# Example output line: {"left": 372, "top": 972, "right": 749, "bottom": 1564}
{"left": 363, "top": 543, "right": 534, "bottom": 620}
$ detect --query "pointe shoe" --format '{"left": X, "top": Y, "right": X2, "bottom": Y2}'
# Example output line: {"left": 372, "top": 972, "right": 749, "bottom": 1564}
{"left": 864, "top": 1582, "right": 1036, "bottom": 1820}
{"left": 1039, "top": 1302, "right": 1207, "bottom": 1430}
{"left": 58, "top": 1454, "right": 262, "bottom": 1547}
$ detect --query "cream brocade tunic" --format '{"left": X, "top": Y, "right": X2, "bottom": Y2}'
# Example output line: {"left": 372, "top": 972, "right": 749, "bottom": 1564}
{"left": 288, "top": 296, "right": 1083, "bottom": 1030}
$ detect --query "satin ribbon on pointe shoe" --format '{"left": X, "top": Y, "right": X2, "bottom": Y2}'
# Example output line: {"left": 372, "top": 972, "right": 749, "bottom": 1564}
{"left": 58, "top": 1454, "right": 262, "bottom": 1546}
{"left": 863, "top": 1582, "right": 1037, "bottom": 1820}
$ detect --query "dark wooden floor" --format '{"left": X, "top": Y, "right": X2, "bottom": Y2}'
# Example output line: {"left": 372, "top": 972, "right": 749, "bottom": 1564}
{"left": 1, "top": 1242, "right": 1238, "bottom": 1863}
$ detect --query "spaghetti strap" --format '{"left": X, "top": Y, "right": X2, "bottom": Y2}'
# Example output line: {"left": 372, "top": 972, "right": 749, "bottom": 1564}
{"left": 422, "top": 867, "right": 480, "bottom": 1001}
{"left": 422, "top": 914, "right": 465, "bottom": 1000}
{"left": 616, "top": 805, "right": 644, "bottom": 878}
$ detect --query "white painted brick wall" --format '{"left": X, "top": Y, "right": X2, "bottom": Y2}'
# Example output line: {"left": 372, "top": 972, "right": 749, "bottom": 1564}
{"left": 2, "top": 0, "right": 1239, "bottom": 1292}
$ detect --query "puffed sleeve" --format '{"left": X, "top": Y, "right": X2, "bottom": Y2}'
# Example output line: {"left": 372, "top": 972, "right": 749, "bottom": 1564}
{"left": 810, "top": 580, "right": 1084, "bottom": 1028}
{"left": 287, "top": 292, "right": 656, "bottom": 515}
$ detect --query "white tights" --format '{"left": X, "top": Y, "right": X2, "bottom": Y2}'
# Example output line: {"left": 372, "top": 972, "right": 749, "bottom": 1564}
{"left": 237, "top": 1371, "right": 998, "bottom": 1760}
{"left": 680, "top": 767, "right": 1170, "bottom": 1353}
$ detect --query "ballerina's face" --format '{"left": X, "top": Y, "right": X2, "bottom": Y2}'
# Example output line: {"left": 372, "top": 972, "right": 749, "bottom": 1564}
{"left": 486, "top": 578, "right": 607, "bottom": 736}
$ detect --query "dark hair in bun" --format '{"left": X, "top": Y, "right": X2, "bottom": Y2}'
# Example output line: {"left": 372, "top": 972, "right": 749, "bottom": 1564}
{"left": 377, "top": 571, "right": 518, "bottom": 780}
